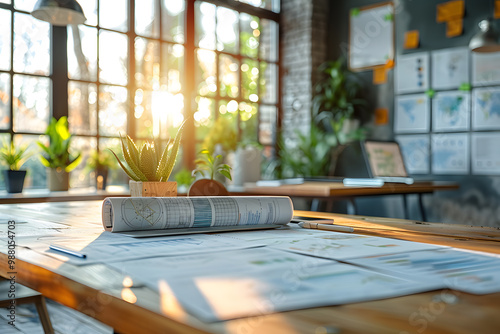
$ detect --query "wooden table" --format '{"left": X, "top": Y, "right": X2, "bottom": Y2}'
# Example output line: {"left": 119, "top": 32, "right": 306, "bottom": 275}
{"left": 1, "top": 201, "right": 499, "bottom": 334}
{"left": 242, "top": 181, "right": 459, "bottom": 220}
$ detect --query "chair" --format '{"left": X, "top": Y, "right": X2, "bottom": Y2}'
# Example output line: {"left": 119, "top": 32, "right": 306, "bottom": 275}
{"left": 0, "top": 277, "right": 54, "bottom": 334}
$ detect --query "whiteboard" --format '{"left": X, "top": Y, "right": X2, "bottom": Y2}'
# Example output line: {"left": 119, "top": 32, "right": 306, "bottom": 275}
{"left": 349, "top": 2, "right": 394, "bottom": 71}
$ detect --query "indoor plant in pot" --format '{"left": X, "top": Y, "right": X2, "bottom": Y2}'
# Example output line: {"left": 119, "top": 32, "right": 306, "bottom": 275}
{"left": 38, "top": 117, "right": 82, "bottom": 191}
{"left": 85, "top": 149, "right": 116, "bottom": 190}
{"left": 110, "top": 120, "right": 186, "bottom": 197}
{"left": 0, "top": 141, "right": 30, "bottom": 193}
{"left": 189, "top": 148, "right": 232, "bottom": 196}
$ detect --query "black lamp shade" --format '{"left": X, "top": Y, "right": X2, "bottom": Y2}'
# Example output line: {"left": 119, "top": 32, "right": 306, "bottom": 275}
{"left": 32, "top": 0, "right": 86, "bottom": 26}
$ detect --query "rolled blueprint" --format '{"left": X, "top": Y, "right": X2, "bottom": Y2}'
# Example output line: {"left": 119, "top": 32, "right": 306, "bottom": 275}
{"left": 102, "top": 196, "right": 293, "bottom": 233}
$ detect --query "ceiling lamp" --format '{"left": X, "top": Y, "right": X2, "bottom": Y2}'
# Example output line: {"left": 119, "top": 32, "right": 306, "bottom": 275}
{"left": 31, "top": 0, "right": 86, "bottom": 26}
{"left": 469, "top": 19, "right": 500, "bottom": 53}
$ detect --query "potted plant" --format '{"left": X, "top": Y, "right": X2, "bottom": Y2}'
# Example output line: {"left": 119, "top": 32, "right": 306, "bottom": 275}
{"left": 38, "top": 117, "right": 82, "bottom": 191}
{"left": 189, "top": 149, "right": 232, "bottom": 196}
{"left": 0, "top": 141, "right": 30, "bottom": 193}
{"left": 109, "top": 120, "right": 186, "bottom": 197}
{"left": 85, "top": 149, "right": 116, "bottom": 190}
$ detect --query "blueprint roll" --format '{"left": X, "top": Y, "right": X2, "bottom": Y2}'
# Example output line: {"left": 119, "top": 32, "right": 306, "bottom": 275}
{"left": 102, "top": 196, "right": 294, "bottom": 234}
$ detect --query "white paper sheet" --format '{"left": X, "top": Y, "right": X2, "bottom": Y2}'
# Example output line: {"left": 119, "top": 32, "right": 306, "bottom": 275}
{"left": 431, "top": 47, "right": 469, "bottom": 90}
{"left": 432, "top": 91, "right": 470, "bottom": 132}
{"left": 346, "top": 248, "right": 500, "bottom": 294}
{"left": 472, "top": 51, "right": 500, "bottom": 86}
{"left": 471, "top": 132, "right": 500, "bottom": 175}
{"left": 472, "top": 87, "right": 500, "bottom": 130}
{"left": 395, "top": 52, "right": 430, "bottom": 94}
{"left": 395, "top": 134, "right": 430, "bottom": 174}
{"left": 394, "top": 94, "right": 430, "bottom": 133}
{"left": 431, "top": 133, "right": 469, "bottom": 174}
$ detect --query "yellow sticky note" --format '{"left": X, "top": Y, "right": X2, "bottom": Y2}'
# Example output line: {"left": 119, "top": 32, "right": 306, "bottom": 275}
{"left": 373, "top": 67, "right": 387, "bottom": 85}
{"left": 446, "top": 19, "right": 463, "bottom": 37}
{"left": 404, "top": 30, "right": 419, "bottom": 49}
{"left": 437, "top": 0, "right": 464, "bottom": 22}
{"left": 375, "top": 108, "right": 389, "bottom": 125}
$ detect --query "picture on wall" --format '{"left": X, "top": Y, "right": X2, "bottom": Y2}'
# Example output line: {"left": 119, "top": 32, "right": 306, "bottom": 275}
{"left": 432, "top": 91, "right": 470, "bottom": 132}
{"left": 394, "top": 94, "right": 430, "bottom": 133}
{"left": 395, "top": 135, "right": 430, "bottom": 174}
{"left": 431, "top": 133, "right": 469, "bottom": 174}
{"left": 471, "top": 132, "right": 500, "bottom": 175}
{"left": 472, "top": 52, "right": 500, "bottom": 86}
{"left": 431, "top": 47, "right": 469, "bottom": 90}
{"left": 472, "top": 87, "right": 500, "bottom": 130}
{"left": 395, "top": 52, "right": 429, "bottom": 94}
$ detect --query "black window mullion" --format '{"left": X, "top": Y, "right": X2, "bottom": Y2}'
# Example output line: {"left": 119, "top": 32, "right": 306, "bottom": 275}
{"left": 183, "top": 0, "right": 196, "bottom": 169}
{"left": 8, "top": 7, "right": 14, "bottom": 141}
{"left": 128, "top": 0, "right": 136, "bottom": 139}
{"left": 51, "top": 26, "right": 69, "bottom": 120}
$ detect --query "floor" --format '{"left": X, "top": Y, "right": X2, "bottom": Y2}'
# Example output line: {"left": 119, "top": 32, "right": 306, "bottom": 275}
{"left": 0, "top": 299, "right": 112, "bottom": 334}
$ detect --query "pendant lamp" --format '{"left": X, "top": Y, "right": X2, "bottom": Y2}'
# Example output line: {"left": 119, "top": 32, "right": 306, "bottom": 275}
{"left": 31, "top": 0, "right": 86, "bottom": 26}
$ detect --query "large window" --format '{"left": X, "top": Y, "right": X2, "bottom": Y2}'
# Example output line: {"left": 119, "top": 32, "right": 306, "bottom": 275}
{"left": 0, "top": 0, "right": 280, "bottom": 190}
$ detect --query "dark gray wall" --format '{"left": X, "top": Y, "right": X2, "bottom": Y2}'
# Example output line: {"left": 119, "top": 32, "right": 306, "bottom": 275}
{"left": 327, "top": 0, "right": 500, "bottom": 226}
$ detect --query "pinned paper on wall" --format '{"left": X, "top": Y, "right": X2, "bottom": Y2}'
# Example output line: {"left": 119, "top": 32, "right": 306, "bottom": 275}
{"left": 471, "top": 132, "right": 500, "bottom": 175}
{"left": 375, "top": 108, "right": 389, "bottom": 125}
{"left": 404, "top": 30, "right": 419, "bottom": 49}
{"left": 472, "top": 87, "right": 500, "bottom": 130}
{"left": 446, "top": 19, "right": 463, "bottom": 37}
{"left": 431, "top": 133, "right": 469, "bottom": 174}
{"left": 394, "top": 94, "right": 430, "bottom": 133}
{"left": 395, "top": 52, "right": 430, "bottom": 94}
{"left": 431, "top": 47, "right": 469, "bottom": 90}
{"left": 432, "top": 91, "right": 470, "bottom": 132}
{"left": 395, "top": 135, "right": 430, "bottom": 174}
{"left": 472, "top": 52, "right": 500, "bottom": 86}
{"left": 436, "top": 0, "right": 465, "bottom": 22}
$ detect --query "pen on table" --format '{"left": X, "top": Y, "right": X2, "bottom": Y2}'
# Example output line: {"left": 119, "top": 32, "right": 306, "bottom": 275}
{"left": 298, "top": 221, "right": 354, "bottom": 233}
{"left": 49, "top": 245, "right": 87, "bottom": 259}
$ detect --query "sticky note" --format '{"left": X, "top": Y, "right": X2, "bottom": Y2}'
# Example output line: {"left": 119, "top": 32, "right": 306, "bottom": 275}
{"left": 374, "top": 108, "right": 389, "bottom": 125}
{"left": 404, "top": 30, "right": 419, "bottom": 49}
{"left": 385, "top": 59, "right": 395, "bottom": 69}
{"left": 495, "top": 0, "right": 500, "bottom": 19}
{"left": 373, "top": 67, "right": 387, "bottom": 85}
{"left": 446, "top": 19, "right": 463, "bottom": 37}
{"left": 437, "top": 0, "right": 464, "bottom": 22}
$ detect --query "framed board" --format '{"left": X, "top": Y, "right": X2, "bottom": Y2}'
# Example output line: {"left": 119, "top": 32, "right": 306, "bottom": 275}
{"left": 349, "top": 2, "right": 394, "bottom": 71}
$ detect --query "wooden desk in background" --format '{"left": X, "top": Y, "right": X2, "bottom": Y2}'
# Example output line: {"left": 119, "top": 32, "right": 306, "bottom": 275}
{"left": 242, "top": 181, "right": 460, "bottom": 220}
{"left": 0, "top": 201, "right": 498, "bottom": 334}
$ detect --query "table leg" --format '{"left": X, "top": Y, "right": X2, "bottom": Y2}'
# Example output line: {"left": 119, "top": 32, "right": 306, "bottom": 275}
{"left": 418, "top": 194, "right": 427, "bottom": 222}
{"left": 402, "top": 195, "right": 409, "bottom": 219}
{"left": 347, "top": 198, "right": 357, "bottom": 215}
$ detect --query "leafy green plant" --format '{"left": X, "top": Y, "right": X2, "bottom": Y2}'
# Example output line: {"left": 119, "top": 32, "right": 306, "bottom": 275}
{"left": 174, "top": 168, "right": 195, "bottom": 187}
{"left": 109, "top": 120, "right": 186, "bottom": 182}
{"left": 38, "top": 116, "right": 82, "bottom": 172}
{"left": 202, "top": 117, "right": 238, "bottom": 153}
{"left": 192, "top": 149, "right": 232, "bottom": 181}
{"left": 0, "top": 141, "right": 30, "bottom": 171}
{"left": 84, "top": 149, "right": 117, "bottom": 173}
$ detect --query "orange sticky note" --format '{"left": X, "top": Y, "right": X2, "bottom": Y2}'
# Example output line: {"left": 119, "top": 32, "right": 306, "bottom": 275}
{"left": 495, "top": 0, "right": 500, "bottom": 19}
{"left": 446, "top": 19, "right": 463, "bottom": 37}
{"left": 385, "top": 59, "right": 395, "bottom": 69}
{"left": 437, "top": 0, "right": 464, "bottom": 22}
{"left": 404, "top": 30, "right": 419, "bottom": 49}
{"left": 373, "top": 67, "right": 387, "bottom": 85}
{"left": 375, "top": 108, "right": 389, "bottom": 125}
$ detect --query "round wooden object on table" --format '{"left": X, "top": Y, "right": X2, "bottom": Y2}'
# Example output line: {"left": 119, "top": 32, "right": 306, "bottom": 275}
{"left": 188, "top": 179, "right": 229, "bottom": 196}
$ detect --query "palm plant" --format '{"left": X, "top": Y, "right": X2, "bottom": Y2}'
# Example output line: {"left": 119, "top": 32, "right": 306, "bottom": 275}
{"left": 110, "top": 120, "right": 186, "bottom": 182}
{"left": 192, "top": 149, "right": 232, "bottom": 181}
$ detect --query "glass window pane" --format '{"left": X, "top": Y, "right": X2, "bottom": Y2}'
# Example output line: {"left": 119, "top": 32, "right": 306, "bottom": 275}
{"left": 0, "top": 73, "right": 10, "bottom": 130}
{"left": 135, "top": 37, "right": 160, "bottom": 90}
{"left": 194, "top": 96, "right": 214, "bottom": 141}
{"left": 260, "top": 19, "right": 278, "bottom": 62}
{"left": 70, "top": 136, "right": 96, "bottom": 188}
{"left": 99, "top": 137, "right": 128, "bottom": 185}
{"left": 138, "top": 91, "right": 185, "bottom": 140}
{"left": 134, "top": 89, "right": 153, "bottom": 138}
{"left": 0, "top": 0, "right": 11, "bottom": 4}
{"left": 163, "top": 44, "right": 184, "bottom": 94}
{"left": 217, "top": 7, "right": 238, "bottom": 53}
{"left": 242, "top": 59, "right": 258, "bottom": 101}
{"left": 13, "top": 13, "right": 50, "bottom": 75}
{"left": 259, "top": 105, "right": 276, "bottom": 145}
{"left": 162, "top": 0, "right": 185, "bottom": 43}
{"left": 99, "top": 0, "right": 128, "bottom": 32}
{"left": 79, "top": 0, "right": 97, "bottom": 26}
{"left": 99, "top": 85, "right": 128, "bottom": 136}
{"left": 196, "top": 49, "right": 216, "bottom": 96}
{"left": 135, "top": 0, "right": 159, "bottom": 38}
{"left": 14, "top": 0, "right": 36, "bottom": 11}
{"left": 260, "top": 62, "right": 277, "bottom": 103}
{"left": 217, "top": 99, "right": 238, "bottom": 133}
{"left": 14, "top": 134, "right": 46, "bottom": 189}
{"left": 219, "top": 54, "right": 239, "bottom": 98}
{"left": 238, "top": 0, "right": 280, "bottom": 12}
{"left": 240, "top": 101, "right": 258, "bottom": 143}
{"left": 0, "top": 9, "right": 11, "bottom": 71}
{"left": 69, "top": 81, "right": 97, "bottom": 135}
{"left": 195, "top": 2, "right": 215, "bottom": 50}
{"left": 13, "top": 74, "right": 50, "bottom": 133}
{"left": 67, "top": 25, "right": 97, "bottom": 81}
{"left": 99, "top": 31, "right": 128, "bottom": 85}
{"left": 240, "top": 13, "right": 259, "bottom": 58}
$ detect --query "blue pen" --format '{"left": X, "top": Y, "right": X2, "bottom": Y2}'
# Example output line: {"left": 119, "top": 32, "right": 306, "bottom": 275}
{"left": 49, "top": 245, "right": 87, "bottom": 259}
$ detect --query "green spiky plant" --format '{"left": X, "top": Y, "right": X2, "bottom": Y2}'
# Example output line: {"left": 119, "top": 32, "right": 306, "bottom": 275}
{"left": 110, "top": 121, "right": 186, "bottom": 182}
{"left": 0, "top": 141, "right": 30, "bottom": 171}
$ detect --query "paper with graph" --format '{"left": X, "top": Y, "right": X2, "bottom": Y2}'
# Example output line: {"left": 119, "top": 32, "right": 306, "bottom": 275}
{"left": 102, "top": 196, "right": 293, "bottom": 233}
